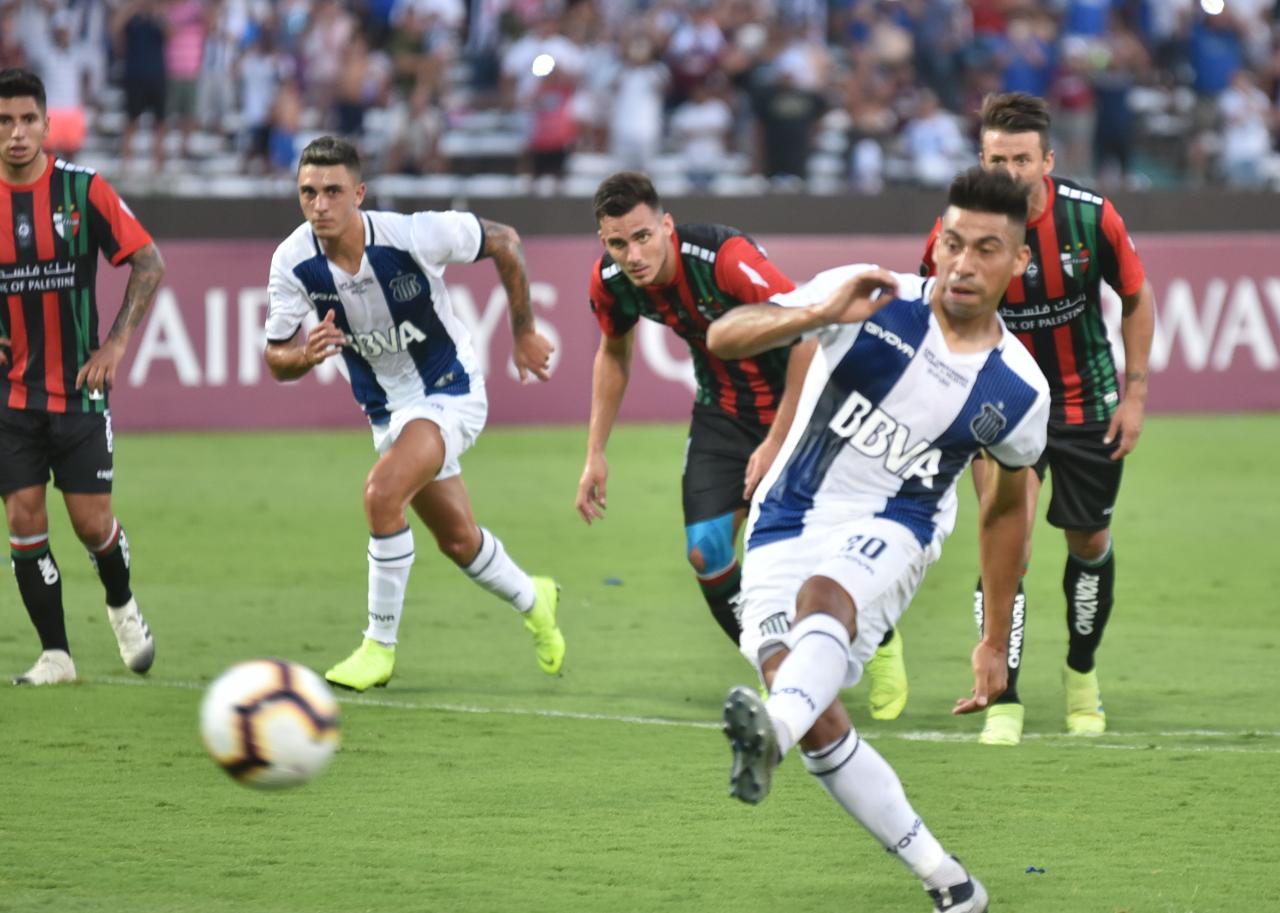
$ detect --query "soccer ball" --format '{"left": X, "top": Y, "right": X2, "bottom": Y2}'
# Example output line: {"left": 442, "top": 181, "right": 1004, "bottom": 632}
{"left": 199, "top": 659, "right": 340, "bottom": 789}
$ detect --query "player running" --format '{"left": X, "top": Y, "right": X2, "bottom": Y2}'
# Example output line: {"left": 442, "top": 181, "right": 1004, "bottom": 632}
{"left": 711, "top": 167, "right": 1048, "bottom": 912}
{"left": 577, "top": 171, "right": 907, "bottom": 716}
{"left": 264, "top": 136, "right": 565, "bottom": 691}
{"left": 0, "top": 68, "right": 163, "bottom": 685}
{"left": 921, "top": 93, "right": 1156, "bottom": 745}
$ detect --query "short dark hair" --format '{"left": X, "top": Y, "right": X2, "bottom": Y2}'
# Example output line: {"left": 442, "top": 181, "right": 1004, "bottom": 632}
{"left": 299, "top": 135, "right": 362, "bottom": 178}
{"left": 593, "top": 172, "right": 662, "bottom": 223}
{"left": 979, "top": 92, "right": 1051, "bottom": 154}
{"left": 947, "top": 166, "right": 1028, "bottom": 229}
{"left": 0, "top": 68, "right": 47, "bottom": 112}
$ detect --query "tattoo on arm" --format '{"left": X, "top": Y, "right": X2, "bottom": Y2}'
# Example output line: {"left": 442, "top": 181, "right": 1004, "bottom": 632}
{"left": 109, "top": 243, "right": 166, "bottom": 341}
{"left": 479, "top": 218, "right": 533, "bottom": 334}
{"left": 1125, "top": 370, "right": 1147, "bottom": 384}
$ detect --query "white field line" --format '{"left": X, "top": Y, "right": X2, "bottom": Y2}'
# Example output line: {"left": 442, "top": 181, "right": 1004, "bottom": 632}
{"left": 92, "top": 675, "right": 1280, "bottom": 753}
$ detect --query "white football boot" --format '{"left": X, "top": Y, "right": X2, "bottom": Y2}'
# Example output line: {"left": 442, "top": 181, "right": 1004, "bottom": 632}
{"left": 107, "top": 598, "right": 156, "bottom": 674}
{"left": 14, "top": 649, "right": 77, "bottom": 685}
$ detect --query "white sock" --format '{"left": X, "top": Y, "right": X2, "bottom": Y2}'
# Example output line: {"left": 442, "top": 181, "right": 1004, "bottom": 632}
{"left": 364, "top": 527, "right": 414, "bottom": 645}
{"left": 765, "top": 612, "right": 851, "bottom": 757}
{"left": 462, "top": 528, "right": 535, "bottom": 612}
{"left": 802, "top": 731, "right": 963, "bottom": 888}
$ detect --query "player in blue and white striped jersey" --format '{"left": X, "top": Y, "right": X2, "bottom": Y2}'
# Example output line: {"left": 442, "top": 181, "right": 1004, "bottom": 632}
{"left": 708, "top": 168, "right": 1048, "bottom": 912}
{"left": 264, "top": 136, "right": 565, "bottom": 692}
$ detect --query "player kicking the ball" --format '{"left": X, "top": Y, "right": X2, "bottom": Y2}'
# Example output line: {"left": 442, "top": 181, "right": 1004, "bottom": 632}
{"left": 707, "top": 167, "right": 1049, "bottom": 911}
{"left": 264, "top": 136, "right": 564, "bottom": 691}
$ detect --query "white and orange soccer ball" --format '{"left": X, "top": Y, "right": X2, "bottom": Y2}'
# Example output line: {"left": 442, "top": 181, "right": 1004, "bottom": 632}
{"left": 199, "top": 659, "right": 340, "bottom": 789}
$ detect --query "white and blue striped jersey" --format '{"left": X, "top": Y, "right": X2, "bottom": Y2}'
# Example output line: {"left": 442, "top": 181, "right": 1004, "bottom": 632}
{"left": 746, "top": 265, "right": 1050, "bottom": 552}
{"left": 266, "top": 210, "right": 485, "bottom": 425}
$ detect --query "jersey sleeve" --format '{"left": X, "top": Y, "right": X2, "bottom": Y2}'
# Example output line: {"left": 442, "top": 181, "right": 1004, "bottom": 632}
{"left": 409, "top": 210, "right": 485, "bottom": 266}
{"left": 986, "top": 389, "right": 1049, "bottom": 469}
{"left": 588, "top": 259, "right": 637, "bottom": 338}
{"left": 1097, "top": 199, "right": 1145, "bottom": 297}
{"left": 86, "top": 175, "right": 152, "bottom": 266}
{"left": 713, "top": 235, "right": 795, "bottom": 302}
{"left": 919, "top": 217, "right": 941, "bottom": 277}
{"left": 265, "top": 248, "right": 313, "bottom": 343}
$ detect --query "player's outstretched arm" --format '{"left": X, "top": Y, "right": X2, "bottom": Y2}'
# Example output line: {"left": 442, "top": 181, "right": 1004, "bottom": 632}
{"left": 576, "top": 331, "right": 634, "bottom": 524}
{"left": 264, "top": 310, "right": 345, "bottom": 381}
{"left": 478, "top": 217, "right": 554, "bottom": 383}
{"left": 1106, "top": 279, "right": 1155, "bottom": 460}
{"left": 76, "top": 242, "right": 166, "bottom": 394}
{"left": 954, "top": 460, "right": 1029, "bottom": 715}
{"left": 708, "top": 270, "right": 898, "bottom": 359}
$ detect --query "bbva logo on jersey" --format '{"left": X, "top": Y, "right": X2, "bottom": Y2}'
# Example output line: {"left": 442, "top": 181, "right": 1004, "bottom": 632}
{"left": 346, "top": 319, "right": 427, "bottom": 358}
{"left": 828, "top": 391, "right": 942, "bottom": 488}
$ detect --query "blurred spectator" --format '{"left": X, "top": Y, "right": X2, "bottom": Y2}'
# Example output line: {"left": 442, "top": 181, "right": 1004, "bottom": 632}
{"left": 302, "top": 0, "right": 357, "bottom": 114}
{"left": 901, "top": 88, "right": 967, "bottom": 186}
{"left": 268, "top": 78, "right": 304, "bottom": 173}
{"left": 1092, "top": 9, "right": 1149, "bottom": 186}
{"left": 608, "top": 33, "right": 668, "bottom": 171}
{"left": 1049, "top": 37, "right": 1095, "bottom": 180}
{"left": 333, "top": 33, "right": 392, "bottom": 138}
{"left": 36, "top": 11, "right": 87, "bottom": 158}
{"left": 999, "top": 11, "right": 1056, "bottom": 97}
{"left": 501, "top": 3, "right": 584, "bottom": 109}
{"left": 164, "top": 0, "right": 208, "bottom": 161}
{"left": 197, "top": 0, "right": 241, "bottom": 134}
{"left": 663, "top": 0, "right": 725, "bottom": 108}
{"left": 113, "top": 0, "right": 168, "bottom": 173}
{"left": 238, "top": 30, "right": 292, "bottom": 174}
{"left": 525, "top": 52, "right": 580, "bottom": 179}
{"left": 1217, "top": 69, "right": 1273, "bottom": 187}
{"left": 385, "top": 80, "right": 444, "bottom": 174}
{"left": 670, "top": 74, "right": 733, "bottom": 190}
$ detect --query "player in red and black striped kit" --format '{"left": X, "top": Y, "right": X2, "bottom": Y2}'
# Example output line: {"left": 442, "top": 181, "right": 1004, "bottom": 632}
{"left": 0, "top": 70, "right": 166, "bottom": 685}
{"left": 575, "top": 172, "right": 905, "bottom": 717}
{"left": 920, "top": 93, "right": 1155, "bottom": 745}
{"left": 577, "top": 172, "right": 799, "bottom": 646}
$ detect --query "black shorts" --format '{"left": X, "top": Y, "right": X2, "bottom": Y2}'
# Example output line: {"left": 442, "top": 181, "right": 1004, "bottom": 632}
{"left": 0, "top": 407, "right": 114, "bottom": 496}
{"left": 125, "top": 77, "right": 165, "bottom": 122}
{"left": 1034, "top": 421, "right": 1123, "bottom": 531}
{"left": 682, "top": 404, "right": 767, "bottom": 525}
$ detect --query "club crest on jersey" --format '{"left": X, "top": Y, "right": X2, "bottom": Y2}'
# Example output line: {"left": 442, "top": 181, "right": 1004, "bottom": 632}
{"left": 54, "top": 205, "right": 80, "bottom": 242}
{"left": 828, "top": 391, "right": 942, "bottom": 488}
{"left": 389, "top": 273, "right": 423, "bottom": 303}
{"left": 1060, "top": 243, "right": 1090, "bottom": 278}
{"left": 15, "top": 212, "right": 32, "bottom": 247}
{"left": 970, "top": 403, "right": 1007, "bottom": 445}
{"left": 1023, "top": 259, "right": 1040, "bottom": 285}
{"left": 345, "top": 318, "right": 427, "bottom": 358}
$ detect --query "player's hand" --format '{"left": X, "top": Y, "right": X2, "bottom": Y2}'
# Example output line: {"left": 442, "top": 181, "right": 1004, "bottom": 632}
{"left": 744, "top": 435, "right": 783, "bottom": 500}
{"left": 575, "top": 453, "right": 608, "bottom": 524}
{"left": 953, "top": 639, "right": 1008, "bottom": 715}
{"left": 513, "top": 328, "right": 555, "bottom": 384}
{"left": 1104, "top": 396, "right": 1145, "bottom": 460}
{"left": 305, "top": 310, "right": 346, "bottom": 366}
{"left": 75, "top": 336, "right": 128, "bottom": 395}
{"left": 811, "top": 269, "right": 898, "bottom": 326}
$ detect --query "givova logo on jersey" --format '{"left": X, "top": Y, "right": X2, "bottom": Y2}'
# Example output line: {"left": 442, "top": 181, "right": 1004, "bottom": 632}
{"left": 827, "top": 391, "right": 942, "bottom": 488}
{"left": 345, "top": 319, "right": 428, "bottom": 358}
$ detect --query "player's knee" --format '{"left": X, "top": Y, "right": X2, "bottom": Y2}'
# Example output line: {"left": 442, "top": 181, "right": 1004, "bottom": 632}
{"left": 795, "top": 576, "right": 857, "bottom": 634}
{"left": 685, "top": 514, "right": 736, "bottom": 577}
{"left": 435, "top": 526, "right": 481, "bottom": 566}
{"left": 1067, "top": 529, "right": 1111, "bottom": 563}
{"left": 72, "top": 517, "right": 115, "bottom": 548}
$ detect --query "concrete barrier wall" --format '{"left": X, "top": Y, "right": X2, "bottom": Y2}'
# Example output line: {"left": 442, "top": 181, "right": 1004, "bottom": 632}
{"left": 99, "top": 233, "right": 1280, "bottom": 431}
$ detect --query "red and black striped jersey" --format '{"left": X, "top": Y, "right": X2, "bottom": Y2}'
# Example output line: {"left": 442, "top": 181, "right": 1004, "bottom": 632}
{"left": 921, "top": 176, "right": 1145, "bottom": 425}
{"left": 589, "top": 223, "right": 796, "bottom": 429}
{"left": 0, "top": 157, "right": 152, "bottom": 413}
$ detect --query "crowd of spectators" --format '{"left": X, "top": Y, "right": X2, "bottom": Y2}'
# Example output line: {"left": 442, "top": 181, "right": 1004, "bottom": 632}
{"left": 3, "top": 0, "right": 1280, "bottom": 193}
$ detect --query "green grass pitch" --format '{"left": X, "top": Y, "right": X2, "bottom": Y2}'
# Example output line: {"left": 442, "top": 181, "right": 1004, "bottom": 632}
{"left": 1, "top": 415, "right": 1277, "bottom": 913}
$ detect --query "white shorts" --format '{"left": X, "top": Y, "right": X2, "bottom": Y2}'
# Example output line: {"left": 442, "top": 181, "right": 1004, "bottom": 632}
{"left": 738, "top": 516, "right": 940, "bottom": 687}
{"left": 370, "top": 384, "right": 488, "bottom": 481}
